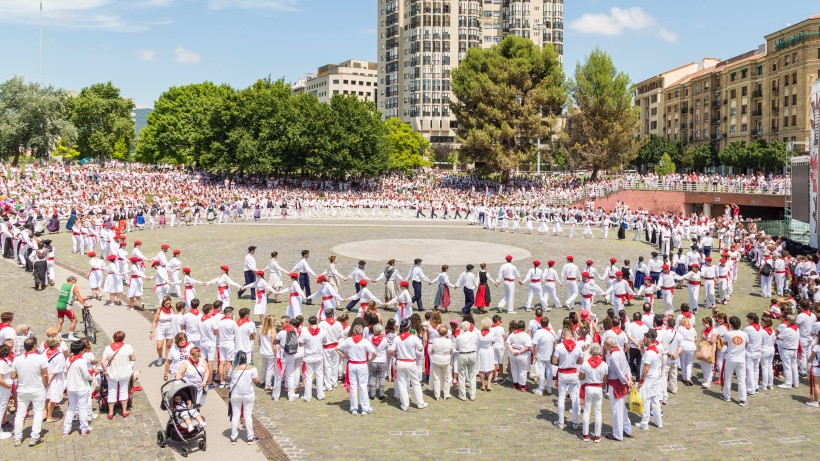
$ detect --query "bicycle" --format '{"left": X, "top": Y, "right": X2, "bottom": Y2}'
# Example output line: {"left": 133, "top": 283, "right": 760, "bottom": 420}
{"left": 81, "top": 303, "right": 98, "bottom": 344}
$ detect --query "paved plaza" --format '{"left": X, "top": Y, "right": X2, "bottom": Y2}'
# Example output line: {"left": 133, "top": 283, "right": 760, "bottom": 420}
{"left": 4, "top": 217, "right": 818, "bottom": 460}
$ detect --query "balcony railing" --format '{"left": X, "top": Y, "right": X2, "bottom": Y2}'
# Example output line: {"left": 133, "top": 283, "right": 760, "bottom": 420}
{"left": 752, "top": 90, "right": 763, "bottom": 98}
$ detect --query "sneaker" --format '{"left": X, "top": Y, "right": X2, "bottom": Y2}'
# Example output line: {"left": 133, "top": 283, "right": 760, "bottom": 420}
{"left": 738, "top": 400, "right": 747, "bottom": 407}
{"left": 417, "top": 402, "right": 428, "bottom": 409}
{"left": 634, "top": 422, "right": 649, "bottom": 431}
{"left": 63, "top": 432, "right": 70, "bottom": 437}
{"left": 28, "top": 437, "right": 43, "bottom": 446}
{"left": 805, "top": 401, "right": 819, "bottom": 407}
{"left": 350, "top": 410, "right": 359, "bottom": 416}
{"left": 571, "top": 423, "right": 579, "bottom": 430}
{"left": 14, "top": 439, "right": 22, "bottom": 447}
{"left": 533, "top": 389, "right": 543, "bottom": 396}
{"left": 361, "top": 408, "right": 373, "bottom": 415}
{"left": 721, "top": 395, "right": 732, "bottom": 402}
{"left": 91, "top": 412, "right": 99, "bottom": 420}
{"left": 593, "top": 436, "right": 601, "bottom": 443}
{"left": 579, "top": 434, "right": 590, "bottom": 442}
{"left": 200, "top": 422, "right": 207, "bottom": 427}
{"left": 247, "top": 436, "right": 259, "bottom": 445}
{"left": 155, "top": 358, "right": 164, "bottom": 366}
{"left": 553, "top": 421, "right": 565, "bottom": 430}
{"left": 230, "top": 438, "right": 237, "bottom": 445}
{"left": 66, "top": 334, "right": 78, "bottom": 341}
{"left": 80, "top": 429, "right": 91, "bottom": 436}
{"left": 399, "top": 405, "right": 408, "bottom": 411}
{"left": 777, "top": 383, "right": 792, "bottom": 389}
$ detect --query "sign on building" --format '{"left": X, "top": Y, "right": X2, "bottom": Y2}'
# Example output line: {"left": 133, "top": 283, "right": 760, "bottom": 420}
{"left": 810, "top": 79, "right": 820, "bottom": 247}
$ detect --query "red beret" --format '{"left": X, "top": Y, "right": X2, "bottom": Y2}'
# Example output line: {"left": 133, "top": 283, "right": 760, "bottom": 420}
{"left": 566, "top": 256, "right": 574, "bottom": 261}
{"left": 220, "top": 265, "right": 230, "bottom": 272}
{"left": 505, "top": 255, "right": 513, "bottom": 261}
{"left": 581, "top": 272, "right": 590, "bottom": 278}
{"left": 533, "top": 260, "right": 541, "bottom": 267}
{"left": 256, "top": 270, "right": 265, "bottom": 276}
{"left": 134, "top": 240, "right": 142, "bottom": 245}
{"left": 182, "top": 267, "right": 191, "bottom": 273}
{"left": 172, "top": 250, "right": 181, "bottom": 255}
{"left": 161, "top": 244, "right": 170, "bottom": 249}
{"left": 547, "top": 260, "right": 555, "bottom": 266}
{"left": 87, "top": 251, "right": 96, "bottom": 257}
{"left": 151, "top": 260, "right": 160, "bottom": 267}
{"left": 662, "top": 264, "right": 669, "bottom": 270}
{"left": 586, "top": 259, "right": 594, "bottom": 265}
{"left": 400, "top": 280, "right": 409, "bottom": 287}
{"left": 609, "top": 258, "right": 617, "bottom": 263}
{"left": 359, "top": 279, "right": 368, "bottom": 287}
{"left": 615, "top": 271, "right": 623, "bottom": 276}
{"left": 107, "top": 255, "right": 116, "bottom": 261}
{"left": 289, "top": 272, "right": 298, "bottom": 278}
{"left": 316, "top": 275, "right": 326, "bottom": 283}
{"left": 129, "top": 256, "right": 139, "bottom": 262}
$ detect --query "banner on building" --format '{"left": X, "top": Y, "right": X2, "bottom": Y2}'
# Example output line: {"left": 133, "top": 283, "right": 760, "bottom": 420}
{"left": 810, "top": 79, "right": 820, "bottom": 247}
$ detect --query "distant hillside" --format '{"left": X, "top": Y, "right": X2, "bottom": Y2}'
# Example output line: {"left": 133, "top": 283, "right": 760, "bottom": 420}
{"left": 135, "top": 108, "right": 153, "bottom": 138}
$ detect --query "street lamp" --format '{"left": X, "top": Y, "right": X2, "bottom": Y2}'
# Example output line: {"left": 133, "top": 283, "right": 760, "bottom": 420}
{"left": 39, "top": 0, "right": 44, "bottom": 84}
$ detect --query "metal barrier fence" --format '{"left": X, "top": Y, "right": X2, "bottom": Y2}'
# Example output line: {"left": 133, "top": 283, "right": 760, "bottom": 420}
{"left": 755, "top": 219, "right": 810, "bottom": 245}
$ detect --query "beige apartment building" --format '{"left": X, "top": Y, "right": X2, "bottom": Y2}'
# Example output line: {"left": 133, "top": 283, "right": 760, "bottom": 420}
{"left": 300, "top": 60, "right": 378, "bottom": 104}
{"left": 377, "top": 0, "right": 565, "bottom": 144}
{"left": 635, "top": 15, "right": 820, "bottom": 155}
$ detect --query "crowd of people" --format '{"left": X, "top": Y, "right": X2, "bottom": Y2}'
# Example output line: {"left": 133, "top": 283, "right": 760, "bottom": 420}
{"left": 0, "top": 163, "right": 816, "bottom": 449}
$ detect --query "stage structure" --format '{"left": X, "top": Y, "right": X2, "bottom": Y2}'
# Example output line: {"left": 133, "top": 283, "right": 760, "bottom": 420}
{"left": 810, "top": 79, "right": 820, "bottom": 247}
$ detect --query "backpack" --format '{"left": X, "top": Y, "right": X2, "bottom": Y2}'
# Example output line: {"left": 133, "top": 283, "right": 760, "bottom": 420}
{"left": 284, "top": 330, "right": 298, "bottom": 355}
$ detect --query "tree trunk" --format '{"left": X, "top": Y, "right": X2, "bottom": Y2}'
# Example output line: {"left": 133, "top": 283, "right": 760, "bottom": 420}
{"left": 590, "top": 165, "right": 600, "bottom": 181}
{"left": 12, "top": 146, "right": 21, "bottom": 167}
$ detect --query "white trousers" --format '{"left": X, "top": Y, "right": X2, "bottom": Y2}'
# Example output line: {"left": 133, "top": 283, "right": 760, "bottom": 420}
{"left": 703, "top": 280, "right": 716, "bottom": 307}
{"left": 535, "top": 359, "right": 554, "bottom": 392}
{"left": 565, "top": 282, "right": 579, "bottom": 307}
{"left": 662, "top": 288, "right": 675, "bottom": 312}
{"left": 639, "top": 385, "right": 662, "bottom": 428}
{"left": 698, "top": 359, "right": 714, "bottom": 384}
{"left": 781, "top": 349, "right": 799, "bottom": 386}
{"left": 229, "top": 393, "right": 255, "bottom": 441}
{"left": 272, "top": 356, "right": 296, "bottom": 400}
{"left": 556, "top": 373, "right": 579, "bottom": 425}
{"left": 722, "top": 360, "right": 747, "bottom": 401}
{"left": 543, "top": 284, "right": 561, "bottom": 308}
{"left": 396, "top": 361, "right": 425, "bottom": 408}
{"left": 323, "top": 348, "right": 340, "bottom": 390}
{"left": 799, "top": 338, "right": 812, "bottom": 374}
{"left": 687, "top": 286, "right": 699, "bottom": 311}
{"left": 14, "top": 390, "right": 45, "bottom": 441}
{"left": 498, "top": 281, "right": 515, "bottom": 312}
{"left": 760, "top": 275, "right": 772, "bottom": 297}
{"left": 259, "top": 354, "right": 276, "bottom": 390}
{"left": 760, "top": 351, "right": 774, "bottom": 387}
{"left": 679, "top": 350, "right": 695, "bottom": 381}
{"left": 303, "top": 360, "right": 324, "bottom": 401}
{"left": 608, "top": 390, "right": 632, "bottom": 440}
{"left": 63, "top": 390, "right": 90, "bottom": 434}
{"left": 347, "top": 363, "right": 370, "bottom": 412}
{"left": 745, "top": 354, "right": 761, "bottom": 393}
{"left": 525, "top": 285, "right": 547, "bottom": 309}
{"left": 509, "top": 353, "right": 530, "bottom": 386}
{"left": 582, "top": 386, "right": 603, "bottom": 437}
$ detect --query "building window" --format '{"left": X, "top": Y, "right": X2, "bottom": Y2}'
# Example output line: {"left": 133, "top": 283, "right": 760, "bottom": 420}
{"left": 730, "top": 72, "right": 737, "bottom": 82}
{"left": 792, "top": 73, "right": 797, "bottom": 85}
{"left": 792, "top": 115, "right": 797, "bottom": 126}
{"left": 741, "top": 124, "right": 747, "bottom": 133}
{"left": 784, "top": 116, "right": 788, "bottom": 127}
{"left": 792, "top": 94, "right": 797, "bottom": 105}
{"left": 333, "top": 79, "right": 339, "bottom": 84}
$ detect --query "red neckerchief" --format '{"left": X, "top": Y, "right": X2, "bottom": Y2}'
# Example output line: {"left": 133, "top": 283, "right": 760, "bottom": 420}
{"left": 45, "top": 347, "right": 60, "bottom": 359}
{"left": 308, "top": 327, "right": 321, "bottom": 336}
{"left": 480, "top": 328, "right": 491, "bottom": 336}
{"left": 513, "top": 329, "right": 523, "bottom": 334}
{"left": 68, "top": 353, "right": 84, "bottom": 365}
{"left": 610, "top": 346, "right": 621, "bottom": 353}
{"left": 188, "top": 309, "right": 199, "bottom": 316}
{"left": 611, "top": 326, "right": 623, "bottom": 335}
{"left": 341, "top": 322, "right": 348, "bottom": 329}
{"left": 468, "top": 325, "right": 475, "bottom": 332}
{"left": 0, "top": 323, "right": 10, "bottom": 330}
{"left": 722, "top": 323, "right": 729, "bottom": 329}
{"left": 572, "top": 323, "right": 580, "bottom": 331}
{"left": 452, "top": 329, "right": 461, "bottom": 338}
{"left": 160, "top": 307, "right": 172, "bottom": 315}
{"left": 750, "top": 323, "right": 760, "bottom": 331}
{"left": 802, "top": 309, "right": 811, "bottom": 316}
{"left": 703, "top": 327, "right": 713, "bottom": 337}
{"left": 371, "top": 334, "right": 384, "bottom": 346}
{"left": 325, "top": 317, "right": 336, "bottom": 325}
{"left": 109, "top": 342, "right": 123, "bottom": 352}
{"left": 236, "top": 318, "right": 250, "bottom": 327}
{"left": 563, "top": 339, "right": 576, "bottom": 353}
{"left": 588, "top": 356, "right": 603, "bottom": 368}
{"left": 200, "top": 314, "right": 212, "bottom": 322}
{"left": 284, "top": 325, "right": 295, "bottom": 332}
{"left": 492, "top": 323, "right": 500, "bottom": 328}
{"left": 633, "top": 320, "right": 643, "bottom": 326}
{"left": 682, "top": 311, "right": 692, "bottom": 319}
{"left": 25, "top": 351, "right": 38, "bottom": 357}
{"left": 352, "top": 334, "right": 364, "bottom": 343}
{"left": 177, "top": 342, "right": 190, "bottom": 350}
{"left": 188, "top": 357, "right": 200, "bottom": 367}
{"left": 763, "top": 327, "right": 773, "bottom": 335}
{"left": 534, "top": 317, "right": 542, "bottom": 325}
{"left": 647, "top": 342, "right": 659, "bottom": 354}
{"left": 787, "top": 324, "right": 798, "bottom": 331}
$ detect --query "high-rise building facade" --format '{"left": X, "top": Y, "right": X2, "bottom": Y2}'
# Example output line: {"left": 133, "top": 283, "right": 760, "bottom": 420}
{"left": 377, "top": 0, "right": 564, "bottom": 144}
{"left": 635, "top": 15, "right": 820, "bottom": 154}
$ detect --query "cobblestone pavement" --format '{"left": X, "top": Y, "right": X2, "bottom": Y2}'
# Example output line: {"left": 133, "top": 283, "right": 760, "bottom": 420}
{"left": 40, "top": 219, "right": 820, "bottom": 460}
{"left": 0, "top": 264, "right": 173, "bottom": 461}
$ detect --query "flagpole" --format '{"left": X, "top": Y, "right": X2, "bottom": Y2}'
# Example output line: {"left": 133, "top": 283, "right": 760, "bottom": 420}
{"left": 40, "top": 0, "right": 44, "bottom": 84}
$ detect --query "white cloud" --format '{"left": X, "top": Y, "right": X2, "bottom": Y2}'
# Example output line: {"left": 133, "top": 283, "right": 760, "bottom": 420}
{"left": 138, "top": 49, "right": 156, "bottom": 61}
{"left": 0, "top": 0, "right": 168, "bottom": 31}
{"left": 657, "top": 27, "right": 678, "bottom": 43}
{"left": 174, "top": 46, "right": 200, "bottom": 64}
{"left": 207, "top": 0, "right": 302, "bottom": 11}
{"left": 569, "top": 6, "right": 677, "bottom": 42}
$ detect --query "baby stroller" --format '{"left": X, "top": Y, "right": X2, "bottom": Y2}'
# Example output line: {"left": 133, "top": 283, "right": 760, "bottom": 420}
{"left": 96, "top": 373, "right": 134, "bottom": 413}
{"left": 157, "top": 380, "right": 207, "bottom": 457}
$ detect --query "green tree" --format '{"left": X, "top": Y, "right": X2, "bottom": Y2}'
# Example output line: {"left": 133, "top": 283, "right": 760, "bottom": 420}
{"left": 634, "top": 134, "right": 684, "bottom": 167}
{"left": 324, "top": 94, "right": 389, "bottom": 177}
{"left": 654, "top": 152, "right": 676, "bottom": 175}
{"left": 566, "top": 48, "right": 640, "bottom": 179}
{"left": 758, "top": 140, "right": 790, "bottom": 172}
{"left": 0, "top": 76, "right": 76, "bottom": 165}
{"left": 385, "top": 117, "right": 431, "bottom": 172}
{"left": 451, "top": 35, "right": 566, "bottom": 174}
{"left": 69, "top": 82, "right": 135, "bottom": 160}
{"left": 718, "top": 141, "right": 747, "bottom": 168}
{"left": 680, "top": 144, "right": 713, "bottom": 169}
{"left": 135, "top": 82, "right": 234, "bottom": 165}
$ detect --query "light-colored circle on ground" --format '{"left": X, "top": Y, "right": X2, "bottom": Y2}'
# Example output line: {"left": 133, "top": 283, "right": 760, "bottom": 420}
{"left": 332, "top": 239, "right": 531, "bottom": 265}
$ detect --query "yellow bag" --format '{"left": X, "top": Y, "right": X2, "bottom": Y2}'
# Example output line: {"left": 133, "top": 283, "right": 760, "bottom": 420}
{"left": 628, "top": 388, "right": 644, "bottom": 415}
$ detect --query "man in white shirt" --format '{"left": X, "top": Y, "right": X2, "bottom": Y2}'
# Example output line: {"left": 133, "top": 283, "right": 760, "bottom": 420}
{"left": 292, "top": 250, "right": 317, "bottom": 305}
{"left": 344, "top": 260, "right": 371, "bottom": 311}
{"left": 496, "top": 255, "right": 521, "bottom": 314}
{"left": 578, "top": 343, "right": 608, "bottom": 442}
{"left": 777, "top": 315, "right": 800, "bottom": 389}
{"left": 217, "top": 307, "right": 238, "bottom": 389}
{"left": 455, "top": 264, "right": 478, "bottom": 315}
{"left": 389, "top": 320, "right": 427, "bottom": 411}
{"left": 604, "top": 337, "right": 633, "bottom": 441}
{"left": 454, "top": 321, "right": 479, "bottom": 401}
{"left": 722, "top": 316, "right": 749, "bottom": 405}
{"left": 635, "top": 330, "right": 663, "bottom": 431}
{"left": 406, "top": 258, "right": 431, "bottom": 311}
{"left": 553, "top": 328, "right": 583, "bottom": 430}
{"left": 531, "top": 317, "right": 557, "bottom": 395}
{"left": 336, "top": 324, "right": 377, "bottom": 415}
{"left": 12, "top": 337, "right": 48, "bottom": 446}
{"left": 237, "top": 246, "right": 257, "bottom": 299}
{"left": 743, "top": 313, "right": 763, "bottom": 395}
{"left": 234, "top": 308, "right": 256, "bottom": 363}
{"left": 795, "top": 303, "right": 817, "bottom": 375}
{"left": 521, "top": 261, "right": 546, "bottom": 312}
{"left": 625, "top": 312, "right": 649, "bottom": 379}
{"left": 301, "top": 316, "right": 327, "bottom": 402}
{"left": 319, "top": 309, "right": 344, "bottom": 390}
{"left": 561, "top": 256, "right": 581, "bottom": 309}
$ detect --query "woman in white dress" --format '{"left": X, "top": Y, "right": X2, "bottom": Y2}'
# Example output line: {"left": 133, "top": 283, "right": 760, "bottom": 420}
{"left": 324, "top": 255, "right": 345, "bottom": 295}
{"left": 103, "top": 254, "right": 124, "bottom": 306}
{"left": 263, "top": 252, "right": 287, "bottom": 303}
{"left": 206, "top": 266, "right": 242, "bottom": 308}
{"left": 476, "top": 318, "right": 497, "bottom": 391}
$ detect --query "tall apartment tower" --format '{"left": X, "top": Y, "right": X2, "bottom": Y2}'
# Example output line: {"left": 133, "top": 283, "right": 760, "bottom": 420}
{"left": 377, "top": 0, "right": 564, "bottom": 144}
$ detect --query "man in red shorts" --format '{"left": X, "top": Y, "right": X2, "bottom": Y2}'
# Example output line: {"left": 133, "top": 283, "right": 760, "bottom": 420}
{"left": 56, "top": 276, "right": 88, "bottom": 341}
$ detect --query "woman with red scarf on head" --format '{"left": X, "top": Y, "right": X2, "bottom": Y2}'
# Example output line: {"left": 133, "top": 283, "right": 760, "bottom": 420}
{"left": 100, "top": 331, "right": 135, "bottom": 419}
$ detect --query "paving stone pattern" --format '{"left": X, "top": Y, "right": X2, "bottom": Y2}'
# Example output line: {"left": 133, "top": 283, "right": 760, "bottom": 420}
{"left": 28, "top": 219, "right": 820, "bottom": 460}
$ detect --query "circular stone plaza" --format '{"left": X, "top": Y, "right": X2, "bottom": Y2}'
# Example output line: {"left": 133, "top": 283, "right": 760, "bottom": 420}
{"left": 2, "top": 212, "right": 816, "bottom": 461}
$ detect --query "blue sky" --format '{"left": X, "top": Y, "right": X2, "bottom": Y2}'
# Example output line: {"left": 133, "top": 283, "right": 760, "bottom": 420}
{"left": 0, "top": 1, "right": 817, "bottom": 108}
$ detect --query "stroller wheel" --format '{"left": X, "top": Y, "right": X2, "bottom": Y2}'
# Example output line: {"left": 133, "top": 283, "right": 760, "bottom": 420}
{"left": 180, "top": 447, "right": 189, "bottom": 457}
{"left": 156, "top": 430, "right": 166, "bottom": 448}
{"left": 198, "top": 439, "right": 207, "bottom": 451}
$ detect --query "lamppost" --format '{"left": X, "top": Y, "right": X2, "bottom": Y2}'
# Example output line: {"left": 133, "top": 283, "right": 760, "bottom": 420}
{"left": 532, "top": 22, "right": 547, "bottom": 176}
{"left": 39, "top": 0, "right": 44, "bottom": 84}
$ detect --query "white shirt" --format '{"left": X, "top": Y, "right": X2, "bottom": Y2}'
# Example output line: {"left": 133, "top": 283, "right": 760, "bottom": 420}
{"left": 302, "top": 327, "right": 327, "bottom": 362}
{"left": 243, "top": 253, "right": 257, "bottom": 272}
{"left": 497, "top": 262, "right": 521, "bottom": 282}
{"left": 532, "top": 328, "right": 557, "bottom": 361}
{"left": 455, "top": 271, "right": 478, "bottom": 290}
{"left": 65, "top": 356, "right": 93, "bottom": 392}
{"left": 13, "top": 353, "right": 48, "bottom": 393}
{"left": 339, "top": 336, "right": 377, "bottom": 362}
{"left": 454, "top": 328, "right": 479, "bottom": 353}
{"left": 182, "top": 310, "right": 202, "bottom": 341}
{"left": 230, "top": 366, "right": 259, "bottom": 396}
{"left": 579, "top": 359, "right": 608, "bottom": 384}
{"left": 406, "top": 265, "right": 430, "bottom": 283}
{"left": 743, "top": 325, "right": 763, "bottom": 355}
{"left": 554, "top": 340, "right": 583, "bottom": 371}
{"left": 391, "top": 333, "right": 424, "bottom": 360}
{"left": 217, "top": 318, "right": 237, "bottom": 345}
{"left": 234, "top": 320, "right": 256, "bottom": 353}
{"left": 292, "top": 257, "right": 316, "bottom": 276}
{"left": 723, "top": 330, "right": 749, "bottom": 362}
{"left": 430, "top": 337, "right": 454, "bottom": 365}
{"left": 641, "top": 347, "right": 663, "bottom": 381}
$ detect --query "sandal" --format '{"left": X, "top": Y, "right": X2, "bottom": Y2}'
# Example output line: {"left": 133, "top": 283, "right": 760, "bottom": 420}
{"left": 122, "top": 411, "right": 130, "bottom": 418}
{"left": 107, "top": 414, "right": 114, "bottom": 420}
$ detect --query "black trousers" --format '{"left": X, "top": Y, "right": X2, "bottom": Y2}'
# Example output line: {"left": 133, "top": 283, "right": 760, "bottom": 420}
{"left": 345, "top": 282, "right": 362, "bottom": 311}
{"left": 239, "top": 270, "right": 255, "bottom": 298}
{"left": 462, "top": 288, "right": 475, "bottom": 314}
{"left": 412, "top": 281, "right": 424, "bottom": 311}
{"left": 627, "top": 347, "right": 642, "bottom": 378}
{"left": 299, "top": 273, "right": 312, "bottom": 304}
